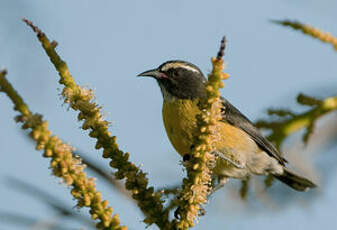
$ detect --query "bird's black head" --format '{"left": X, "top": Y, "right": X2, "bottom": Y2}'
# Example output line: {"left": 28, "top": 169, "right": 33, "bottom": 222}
{"left": 138, "top": 60, "right": 207, "bottom": 100}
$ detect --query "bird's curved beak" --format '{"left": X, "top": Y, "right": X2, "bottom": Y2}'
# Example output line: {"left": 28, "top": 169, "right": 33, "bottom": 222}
{"left": 137, "top": 68, "right": 161, "bottom": 78}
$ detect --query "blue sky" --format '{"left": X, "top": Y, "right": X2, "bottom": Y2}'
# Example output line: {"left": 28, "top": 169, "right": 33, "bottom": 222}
{"left": 1, "top": 0, "right": 337, "bottom": 229}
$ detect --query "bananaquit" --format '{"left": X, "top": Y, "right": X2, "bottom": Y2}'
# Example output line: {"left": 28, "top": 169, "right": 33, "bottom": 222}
{"left": 138, "top": 60, "right": 316, "bottom": 192}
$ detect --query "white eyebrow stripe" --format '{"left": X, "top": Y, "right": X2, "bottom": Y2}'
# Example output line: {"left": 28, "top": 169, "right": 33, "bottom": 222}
{"left": 161, "top": 63, "right": 200, "bottom": 73}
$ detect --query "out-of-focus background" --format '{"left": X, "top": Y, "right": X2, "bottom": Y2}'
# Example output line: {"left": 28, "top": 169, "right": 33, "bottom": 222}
{"left": 1, "top": 0, "right": 337, "bottom": 229}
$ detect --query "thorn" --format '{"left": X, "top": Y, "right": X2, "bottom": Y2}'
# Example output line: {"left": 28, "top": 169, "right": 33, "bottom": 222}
{"left": 51, "top": 40, "right": 58, "bottom": 48}
{"left": 0, "top": 69, "right": 8, "bottom": 75}
{"left": 216, "top": 36, "right": 226, "bottom": 60}
{"left": 22, "top": 18, "right": 44, "bottom": 37}
{"left": 269, "top": 19, "right": 282, "bottom": 24}
{"left": 271, "top": 19, "right": 302, "bottom": 30}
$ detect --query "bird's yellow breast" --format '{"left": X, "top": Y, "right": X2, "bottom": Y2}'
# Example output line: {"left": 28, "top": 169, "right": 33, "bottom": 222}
{"left": 162, "top": 99, "right": 255, "bottom": 159}
{"left": 162, "top": 99, "right": 200, "bottom": 156}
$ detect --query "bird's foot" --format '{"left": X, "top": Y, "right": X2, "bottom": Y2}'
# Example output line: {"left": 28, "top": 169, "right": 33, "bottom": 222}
{"left": 209, "top": 176, "right": 229, "bottom": 196}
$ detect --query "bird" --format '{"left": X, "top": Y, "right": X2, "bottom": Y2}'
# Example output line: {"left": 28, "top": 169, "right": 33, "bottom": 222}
{"left": 138, "top": 60, "right": 316, "bottom": 192}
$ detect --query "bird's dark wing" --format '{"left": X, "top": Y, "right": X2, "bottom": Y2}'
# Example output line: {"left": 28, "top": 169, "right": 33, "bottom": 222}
{"left": 220, "top": 97, "right": 287, "bottom": 165}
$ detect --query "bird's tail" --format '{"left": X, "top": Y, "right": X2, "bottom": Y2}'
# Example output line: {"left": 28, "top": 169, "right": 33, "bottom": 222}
{"left": 274, "top": 168, "right": 317, "bottom": 192}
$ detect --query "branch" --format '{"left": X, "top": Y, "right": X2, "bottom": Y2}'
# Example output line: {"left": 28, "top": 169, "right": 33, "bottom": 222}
{"left": 0, "top": 212, "right": 72, "bottom": 230}
{"left": 256, "top": 94, "right": 337, "bottom": 148}
{"left": 174, "top": 37, "right": 229, "bottom": 229}
{"left": 272, "top": 19, "right": 337, "bottom": 51}
{"left": 22, "top": 18, "right": 171, "bottom": 229}
{"left": 77, "top": 152, "right": 132, "bottom": 201}
{"left": 23, "top": 133, "right": 132, "bottom": 201}
{"left": 256, "top": 94, "right": 337, "bottom": 187}
{"left": 5, "top": 176, "right": 93, "bottom": 227}
{"left": 0, "top": 70, "right": 125, "bottom": 230}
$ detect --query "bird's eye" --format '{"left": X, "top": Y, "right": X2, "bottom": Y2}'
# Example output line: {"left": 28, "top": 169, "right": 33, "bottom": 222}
{"left": 172, "top": 70, "right": 180, "bottom": 78}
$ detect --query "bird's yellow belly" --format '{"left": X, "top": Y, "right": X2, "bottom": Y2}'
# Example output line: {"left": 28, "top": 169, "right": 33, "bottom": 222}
{"left": 162, "top": 99, "right": 255, "bottom": 159}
